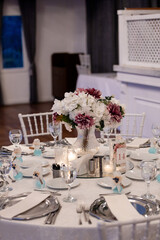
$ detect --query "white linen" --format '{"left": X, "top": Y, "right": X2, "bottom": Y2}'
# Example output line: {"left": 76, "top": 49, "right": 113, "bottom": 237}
{"left": 104, "top": 194, "right": 143, "bottom": 221}
{"left": 0, "top": 192, "right": 50, "bottom": 219}
{"left": 0, "top": 145, "right": 160, "bottom": 240}
{"left": 71, "top": 154, "right": 93, "bottom": 175}
{"left": 2, "top": 144, "right": 33, "bottom": 154}
{"left": 126, "top": 138, "right": 149, "bottom": 148}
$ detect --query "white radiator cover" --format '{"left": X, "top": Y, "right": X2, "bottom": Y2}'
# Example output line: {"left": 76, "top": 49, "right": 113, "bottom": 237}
{"left": 118, "top": 9, "right": 160, "bottom": 69}
{"left": 114, "top": 10, "right": 160, "bottom": 138}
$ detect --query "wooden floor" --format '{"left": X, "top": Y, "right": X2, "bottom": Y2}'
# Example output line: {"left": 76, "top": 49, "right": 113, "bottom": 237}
{"left": 0, "top": 102, "right": 77, "bottom": 146}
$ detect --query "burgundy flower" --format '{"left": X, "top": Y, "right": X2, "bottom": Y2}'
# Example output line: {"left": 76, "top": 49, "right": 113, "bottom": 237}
{"left": 107, "top": 103, "right": 123, "bottom": 123}
{"left": 75, "top": 88, "right": 87, "bottom": 95}
{"left": 86, "top": 88, "right": 102, "bottom": 99}
{"left": 53, "top": 112, "right": 61, "bottom": 123}
{"left": 75, "top": 114, "right": 94, "bottom": 129}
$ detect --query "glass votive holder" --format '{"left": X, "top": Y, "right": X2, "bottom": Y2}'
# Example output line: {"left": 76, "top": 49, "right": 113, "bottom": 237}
{"left": 67, "top": 147, "right": 77, "bottom": 164}
{"left": 54, "top": 146, "right": 68, "bottom": 165}
{"left": 33, "top": 166, "right": 45, "bottom": 189}
{"left": 103, "top": 156, "right": 114, "bottom": 177}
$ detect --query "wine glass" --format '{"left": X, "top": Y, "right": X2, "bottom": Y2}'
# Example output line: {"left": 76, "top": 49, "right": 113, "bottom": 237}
{"left": 141, "top": 160, "right": 157, "bottom": 199}
{"left": 151, "top": 123, "right": 160, "bottom": 152}
{"left": 61, "top": 165, "right": 77, "bottom": 203}
{"left": 48, "top": 122, "right": 60, "bottom": 145}
{"left": 9, "top": 129, "right": 22, "bottom": 147}
{"left": 0, "top": 155, "right": 12, "bottom": 192}
{"left": 152, "top": 123, "right": 160, "bottom": 139}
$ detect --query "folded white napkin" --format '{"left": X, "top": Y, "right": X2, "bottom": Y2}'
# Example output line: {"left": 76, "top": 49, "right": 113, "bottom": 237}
{"left": 65, "top": 138, "right": 76, "bottom": 145}
{"left": 3, "top": 145, "right": 33, "bottom": 154}
{"left": 126, "top": 138, "right": 149, "bottom": 149}
{"left": 0, "top": 192, "right": 50, "bottom": 219}
{"left": 70, "top": 154, "right": 93, "bottom": 175}
{"left": 95, "top": 145, "right": 109, "bottom": 156}
{"left": 104, "top": 194, "right": 143, "bottom": 221}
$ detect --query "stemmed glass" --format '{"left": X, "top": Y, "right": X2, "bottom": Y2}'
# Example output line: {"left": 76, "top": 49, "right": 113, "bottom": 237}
{"left": 61, "top": 165, "right": 77, "bottom": 203}
{"left": 0, "top": 156, "right": 12, "bottom": 192}
{"left": 141, "top": 160, "right": 157, "bottom": 199}
{"left": 48, "top": 122, "right": 60, "bottom": 146}
{"left": 9, "top": 129, "right": 22, "bottom": 148}
{"left": 152, "top": 123, "right": 160, "bottom": 139}
{"left": 151, "top": 123, "right": 160, "bottom": 151}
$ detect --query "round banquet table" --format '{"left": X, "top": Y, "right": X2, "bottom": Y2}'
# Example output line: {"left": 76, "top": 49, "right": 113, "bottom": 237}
{"left": 0, "top": 145, "right": 160, "bottom": 240}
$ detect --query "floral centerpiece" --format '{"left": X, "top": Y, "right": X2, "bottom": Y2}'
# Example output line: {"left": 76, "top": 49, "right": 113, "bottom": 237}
{"left": 51, "top": 88, "right": 125, "bottom": 154}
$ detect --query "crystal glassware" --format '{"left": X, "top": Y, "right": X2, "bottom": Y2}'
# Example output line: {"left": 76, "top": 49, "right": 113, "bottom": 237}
{"left": 151, "top": 123, "right": 160, "bottom": 153}
{"left": 141, "top": 160, "right": 157, "bottom": 199}
{"left": 0, "top": 155, "right": 12, "bottom": 192}
{"left": 48, "top": 122, "right": 60, "bottom": 145}
{"left": 61, "top": 165, "right": 77, "bottom": 203}
{"left": 152, "top": 123, "right": 160, "bottom": 139}
{"left": 9, "top": 129, "right": 22, "bottom": 147}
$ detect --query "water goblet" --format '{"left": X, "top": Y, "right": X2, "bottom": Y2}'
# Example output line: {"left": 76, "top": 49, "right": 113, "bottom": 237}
{"left": 61, "top": 165, "right": 77, "bottom": 203}
{"left": 151, "top": 123, "right": 160, "bottom": 153}
{"left": 152, "top": 123, "right": 160, "bottom": 139}
{"left": 0, "top": 155, "right": 12, "bottom": 192}
{"left": 141, "top": 160, "right": 157, "bottom": 199}
{"left": 48, "top": 122, "right": 60, "bottom": 145}
{"left": 9, "top": 129, "right": 22, "bottom": 147}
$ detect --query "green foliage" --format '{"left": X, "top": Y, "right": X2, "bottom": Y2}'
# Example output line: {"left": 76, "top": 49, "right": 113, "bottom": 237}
{"left": 61, "top": 115, "right": 76, "bottom": 128}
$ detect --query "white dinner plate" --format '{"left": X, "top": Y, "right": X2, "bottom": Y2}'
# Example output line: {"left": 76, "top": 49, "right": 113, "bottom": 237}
{"left": 46, "top": 178, "right": 80, "bottom": 190}
{"left": 20, "top": 159, "right": 49, "bottom": 168}
{"left": 22, "top": 167, "right": 50, "bottom": 178}
{"left": 125, "top": 169, "right": 143, "bottom": 181}
{"left": 130, "top": 151, "right": 159, "bottom": 161}
{"left": 42, "top": 151, "right": 55, "bottom": 159}
{"left": 97, "top": 176, "right": 131, "bottom": 189}
{"left": 137, "top": 159, "right": 160, "bottom": 170}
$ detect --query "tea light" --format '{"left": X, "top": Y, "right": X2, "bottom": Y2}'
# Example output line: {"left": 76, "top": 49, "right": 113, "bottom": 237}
{"left": 103, "top": 157, "right": 114, "bottom": 176}
{"left": 68, "top": 148, "right": 77, "bottom": 162}
{"left": 104, "top": 164, "right": 114, "bottom": 174}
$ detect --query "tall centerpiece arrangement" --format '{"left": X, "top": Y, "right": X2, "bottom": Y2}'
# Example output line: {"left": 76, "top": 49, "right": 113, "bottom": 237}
{"left": 51, "top": 88, "right": 125, "bottom": 154}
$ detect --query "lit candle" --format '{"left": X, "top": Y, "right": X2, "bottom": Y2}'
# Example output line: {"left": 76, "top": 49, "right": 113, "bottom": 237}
{"left": 68, "top": 150, "right": 77, "bottom": 162}
{"left": 104, "top": 164, "right": 114, "bottom": 174}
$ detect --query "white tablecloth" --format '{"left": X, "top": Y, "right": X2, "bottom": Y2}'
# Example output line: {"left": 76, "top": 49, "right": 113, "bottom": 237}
{"left": 76, "top": 73, "right": 121, "bottom": 99}
{"left": 0, "top": 145, "right": 160, "bottom": 240}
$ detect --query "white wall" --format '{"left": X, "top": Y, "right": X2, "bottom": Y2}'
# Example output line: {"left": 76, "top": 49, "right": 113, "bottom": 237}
{"left": 1, "top": 0, "right": 87, "bottom": 105}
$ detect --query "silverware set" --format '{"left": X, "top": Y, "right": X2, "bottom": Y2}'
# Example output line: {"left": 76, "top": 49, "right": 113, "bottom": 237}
{"left": 76, "top": 203, "right": 92, "bottom": 225}
{"left": 45, "top": 206, "right": 61, "bottom": 225}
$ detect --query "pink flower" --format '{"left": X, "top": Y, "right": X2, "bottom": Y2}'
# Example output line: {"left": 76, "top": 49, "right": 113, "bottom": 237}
{"left": 75, "top": 114, "right": 94, "bottom": 129}
{"left": 53, "top": 112, "right": 61, "bottom": 123}
{"left": 75, "top": 88, "right": 87, "bottom": 95}
{"left": 107, "top": 103, "right": 123, "bottom": 123}
{"left": 86, "top": 88, "right": 102, "bottom": 99}
{"left": 75, "top": 88, "right": 101, "bottom": 99}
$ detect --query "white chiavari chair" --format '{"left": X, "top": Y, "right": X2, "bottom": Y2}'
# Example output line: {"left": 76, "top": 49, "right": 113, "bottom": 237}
{"left": 119, "top": 112, "right": 146, "bottom": 138}
{"left": 18, "top": 112, "right": 62, "bottom": 144}
{"left": 98, "top": 214, "right": 160, "bottom": 240}
{"left": 103, "top": 112, "right": 146, "bottom": 139}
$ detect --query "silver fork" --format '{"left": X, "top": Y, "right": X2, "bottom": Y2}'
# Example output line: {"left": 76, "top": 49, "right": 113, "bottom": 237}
{"left": 76, "top": 205, "right": 82, "bottom": 225}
